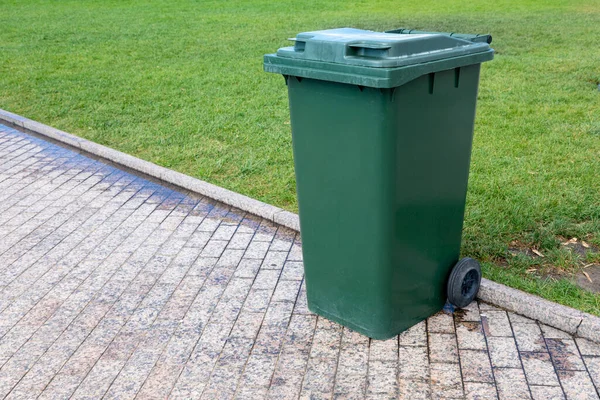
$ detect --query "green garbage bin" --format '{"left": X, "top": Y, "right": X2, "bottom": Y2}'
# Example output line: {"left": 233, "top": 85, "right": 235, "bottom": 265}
{"left": 264, "top": 28, "right": 494, "bottom": 339}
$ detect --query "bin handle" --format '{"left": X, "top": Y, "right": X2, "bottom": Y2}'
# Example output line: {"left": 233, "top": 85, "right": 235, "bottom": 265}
{"left": 385, "top": 28, "right": 492, "bottom": 44}
{"left": 288, "top": 38, "right": 307, "bottom": 52}
{"left": 347, "top": 43, "right": 392, "bottom": 58}
{"left": 348, "top": 43, "right": 393, "bottom": 50}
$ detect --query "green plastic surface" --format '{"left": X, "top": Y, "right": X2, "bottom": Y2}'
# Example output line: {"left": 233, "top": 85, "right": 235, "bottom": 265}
{"left": 264, "top": 28, "right": 494, "bottom": 88}
{"left": 265, "top": 28, "right": 493, "bottom": 339}
{"left": 385, "top": 28, "right": 492, "bottom": 44}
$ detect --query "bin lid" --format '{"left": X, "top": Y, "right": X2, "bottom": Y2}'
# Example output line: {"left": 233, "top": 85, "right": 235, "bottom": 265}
{"left": 264, "top": 28, "right": 494, "bottom": 88}
{"left": 277, "top": 28, "right": 491, "bottom": 68}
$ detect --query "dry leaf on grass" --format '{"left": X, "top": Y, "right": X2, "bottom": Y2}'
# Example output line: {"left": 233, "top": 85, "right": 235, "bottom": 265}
{"left": 583, "top": 271, "right": 593, "bottom": 283}
{"left": 532, "top": 249, "right": 544, "bottom": 257}
{"left": 526, "top": 268, "right": 537, "bottom": 273}
{"left": 582, "top": 240, "right": 590, "bottom": 248}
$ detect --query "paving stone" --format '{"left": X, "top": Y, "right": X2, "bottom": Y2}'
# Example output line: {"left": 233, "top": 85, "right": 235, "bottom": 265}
{"left": 398, "top": 345, "right": 429, "bottom": 380}
{"left": 513, "top": 323, "right": 546, "bottom": 352}
{"left": 261, "top": 250, "right": 289, "bottom": 270}
{"left": 428, "top": 333, "right": 459, "bottom": 363}
{"left": 335, "top": 333, "right": 369, "bottom": 397}
{"left": 457, "top": 301, "right": 482, "bottom": 323}
{"left": 222, "top": 207, "right": 245, "bottom": 225}
{"left": 262, "top": 301, "right": 294, "bottom": 328}
{"left": 243, "top": 288, "right": 272, "bottom": 312}
{"left": 197, "top": 217, "right": 221, "bottom": 232}
{"left": 187, "top": 230, "right": 212, "bottom": 248}
{"left": 398, "top": 320, "right": 427, "bottom": 347}
{"left": 339, "top": 327, "right": 369, "bottom": 355}
{"left": 239, "top": 352, "right": 278, "bottom": 387}
{"left": 253, "top": 220, "right": 277, "bottom": 241}
{"left": 583, "top": 355, "right": 600, "bottom": 389}
{"left": 2, "top": 125, "right": 598, "bottom": 400}
{"left": 428, "top": 311, "right": 455, "bottom": 333}
{"left": 300, "top": 356, "right": 338, "bottom": 397}
{"left": 334, "top": 373, "right": 367, "bottom": 399}
{"left": 200, "top": 239, "right": 228, "bottom": 258}
{"left": 236, "top": 215, "right": 259, "bottom": 233}
{"left": 254, "top": 326, "right": 287, "bottom": 356}
{"left": 557, "top": 370, "right": 599, "bottom": 400}
{"left": 508, "top": 312, "right": 536, "bottom": 325}
{"left": 369, "top": 337, "right": 398, "bottom": 361}
{"left": 529, "top": 385, "right": 565, "bottom": 400}
{"left": 367, "top": 360, "right": 398, "bottom": 396}
{"left": 541, "top": 324, "right": 572, "bottom": 339}
{"left": 280, "top": 261, "right": 304, "bottom": 281}
{"left": 398, "top": 379, "right": 431, "bottom": 399}
{"left": 293, "top": 279, "right": 310, "bottom": 315}
{"left": 244, "top": 240, "right": 271, "bottom": 259}
{"left": 170, "top": 324, "right": 230, "bottom": 398}
{"left": 456, "top": 321, "right": 488, "bottom": 350}
{"left": 493, "top": 367, "right": 531, "bottom": 400}
{"left": 288, "top": 242, "right": 303, "bottom": 261}
{"left": 269, "top": 350, "right": 310, "bottom": 399}
{"left": 460, "top": 349, "right": 494, "bottom": 383}
{"left": 136, "top": 360, "right": 185, "bottom": 399}
{"left": 234, "top": 258, "right": 262, "bottom": 279}
{"left": 269, "top": 229, "right": 295, "bottom": 252}
{"left": 430, "top": 362, "right": 463, "bottom": 399}
{"left": 227, "top": 232, "right": 254, "bottom": 250}
{"left": 234, "top": 385, "right": 269, "bottom": 399}
{"left": 211, "top": 224, "right": 237, "bottom": 241}
{"left": 271, "top": 279, "right": 302, "bottom": 303}
{"left": 309, "top": 318, "right": 342, "bottom": 359}
{"left": 546, "top": 338, "right": 587, "bottom": 371}
{"left": 481, "top": 311, "right": 513, "bottom": 337}
{"left": 201, "top": 339, "right": 253, "bottom": 399}
{"left": 230, "top": 310, "right": 264, "bottom": 339}
{"left": 253, "top": 269, "right": 281, "bottom": 290}
{"left": 464, "top": 382, "right": 499, "bottom": 399}
{"left": 281, "top": 313, "right": 317, "bottom": 352}
{"left": 577, "top": 337, "right": 600, "bottom": 356}
{"left": 215, "top": 248, "right": 244, "bottom": 268}
{"left": 188, "top": 256, "right": 218, "bottom": 277}
{"left": 487, "top": 336, "right": 521, "bottom": 368}
{"left": 520, "top": 351, "right": 560, "bottom": 386}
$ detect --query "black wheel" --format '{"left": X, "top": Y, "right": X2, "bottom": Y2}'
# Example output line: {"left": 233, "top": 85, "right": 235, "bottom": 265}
{"left": 447, "top": 257, "right": 481, "bottom": 308}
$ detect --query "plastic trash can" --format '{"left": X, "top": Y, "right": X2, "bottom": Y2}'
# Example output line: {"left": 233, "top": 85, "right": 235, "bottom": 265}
{"left": 264, "top": 28, "right": 494, "bottom": 339}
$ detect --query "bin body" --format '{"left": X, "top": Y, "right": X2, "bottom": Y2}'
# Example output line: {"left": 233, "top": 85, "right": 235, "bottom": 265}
{"left": 265, "top": 28, "right": 493, "bottom": 339}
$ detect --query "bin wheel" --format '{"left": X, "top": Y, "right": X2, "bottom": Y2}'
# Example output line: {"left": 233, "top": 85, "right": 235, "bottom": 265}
{"left": 447, "top": 257, "right": 481, "bottom": 308}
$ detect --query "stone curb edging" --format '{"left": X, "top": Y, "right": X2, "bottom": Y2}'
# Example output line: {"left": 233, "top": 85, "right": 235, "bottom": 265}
{"left": 479, "top": 278, "right": 600, "bottom": 342}
{"left": 2, "top": 108, "right": 599, "bottom": 343}
{"left": 0, "top": 108, "right": 300, "bottom": 232}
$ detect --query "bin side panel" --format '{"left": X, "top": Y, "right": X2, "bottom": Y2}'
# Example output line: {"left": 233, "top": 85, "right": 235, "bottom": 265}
{"left": 287, "top": 78, "right": 398, "bottom": 339}
{"left": 390, "top": 64, "right": 482, "bottom": 325}
{"left": 287, "top": 64, "right": 482, "bottom": 339}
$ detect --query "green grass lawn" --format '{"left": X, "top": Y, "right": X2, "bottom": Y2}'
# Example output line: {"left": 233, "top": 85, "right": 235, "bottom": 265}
{"left": 1, "top": 0, "right": 599, "bottom": 313}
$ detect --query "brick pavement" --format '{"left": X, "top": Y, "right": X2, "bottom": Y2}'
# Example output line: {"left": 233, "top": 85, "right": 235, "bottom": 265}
{"left": 0, "top": 123, "right": 599, "bottom": 399}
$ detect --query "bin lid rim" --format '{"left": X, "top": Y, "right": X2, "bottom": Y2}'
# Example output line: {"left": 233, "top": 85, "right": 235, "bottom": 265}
{"left": 276, "top": 28, "right": 491, "bottom": 68}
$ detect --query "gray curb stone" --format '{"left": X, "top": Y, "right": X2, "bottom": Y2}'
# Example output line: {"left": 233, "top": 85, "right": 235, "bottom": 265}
{"left": 0, "top": 108, "right": 292, "bottom": 230}
{"left": 2, "top": 108, "right": 598, "bottom": 343}
{"left": 479, "top": 279, "right": 584, "bottom": 334}
{"left": 575, "top": 316, "right": 600, "bottom": 343}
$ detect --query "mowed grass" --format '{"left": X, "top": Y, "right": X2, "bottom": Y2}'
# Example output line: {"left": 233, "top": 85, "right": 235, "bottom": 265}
{"left": 1, "top": 0, "right": 599, "bottom": 313}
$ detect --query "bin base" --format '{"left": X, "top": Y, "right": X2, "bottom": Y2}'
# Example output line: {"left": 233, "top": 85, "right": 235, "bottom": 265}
{"left": 307, "top": 301, "right": 439, "bottom": 340}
